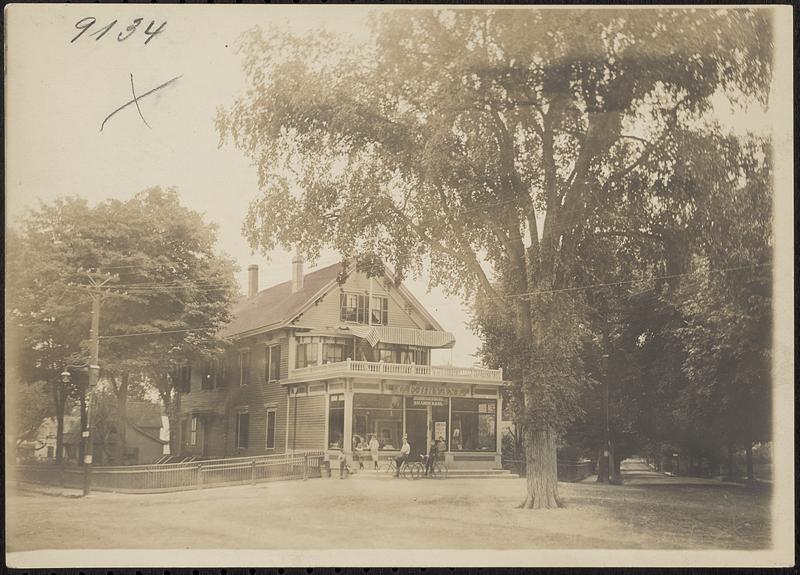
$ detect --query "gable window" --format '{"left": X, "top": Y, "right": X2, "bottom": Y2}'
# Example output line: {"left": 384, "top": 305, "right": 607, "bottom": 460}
{"left": 265, "top": 409, "right": 276, "bottom": 450}
{"left": 236, "top": 411, "right": 250, "bottom": 449}
{"left": 265, "top": 344, "right": 281, "bottom": 382}
{"left": 190, "top": 415, "right": 198, "bottom": 446}
{"left": 239, "top": 350, "right": 251, "bottom": 387}
{"left": 340, "top": 293, "right": 367, "bottom": 323}
{"left": 371, "top": 296, "right": 389, "bottom": 325}
{"left": 340, "top": 292, "right": 389, "bottom": 325}
{"left": 296, "top": 342, "right": 318, "bottom": 368}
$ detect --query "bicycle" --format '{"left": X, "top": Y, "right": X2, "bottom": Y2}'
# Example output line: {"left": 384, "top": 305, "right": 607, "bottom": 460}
{"left": 419, "top": 454, "right": 449, "bottom": 479}
{"left": 378, "top": 458, "right": 422, "bottom": 480}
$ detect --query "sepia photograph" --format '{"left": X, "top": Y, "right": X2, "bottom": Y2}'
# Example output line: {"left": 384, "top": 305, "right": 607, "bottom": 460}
{"left": 4, "top": 4, "right": 794, "bottom": 569}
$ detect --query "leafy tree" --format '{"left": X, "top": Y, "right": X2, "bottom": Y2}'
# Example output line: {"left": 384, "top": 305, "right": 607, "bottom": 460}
{"left": 7, "top": 379, "right": 53, "bottom": 452}
{"left": 7, "top": 188, "right": 239, "bottom": 462}
{"left": 6, "top": 210, "right": 91, "bottom": 463}
{"left": 218, "top": 8, "right": 771, "bottom": 507}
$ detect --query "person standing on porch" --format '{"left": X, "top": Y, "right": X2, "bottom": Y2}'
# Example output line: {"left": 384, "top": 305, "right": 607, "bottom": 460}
{"left": 369, "top": 434, "right": 380, "bottom": 470}
{"left": 395, "top": 435, "right": 410, "bottom": 478}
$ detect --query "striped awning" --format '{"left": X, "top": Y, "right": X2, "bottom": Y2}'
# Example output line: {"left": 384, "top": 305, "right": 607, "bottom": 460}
{"left": 344, "top": 326, "right": 456, "bottom": 349}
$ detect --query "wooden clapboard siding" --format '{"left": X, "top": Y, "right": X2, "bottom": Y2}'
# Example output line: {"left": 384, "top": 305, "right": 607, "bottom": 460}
{"left": 297, "top": 271, "right": 424, "bottom": 330}
{"left": 286, "top": 395, "right": 326, "bottom": 451}
{"left": 223, "top": 330, "right": 291, "bottom": 457}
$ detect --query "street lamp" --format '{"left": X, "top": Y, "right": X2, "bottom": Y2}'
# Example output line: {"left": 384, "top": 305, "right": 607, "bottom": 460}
{"left": 62, "top": 363, "right": 95, "bottom": 496}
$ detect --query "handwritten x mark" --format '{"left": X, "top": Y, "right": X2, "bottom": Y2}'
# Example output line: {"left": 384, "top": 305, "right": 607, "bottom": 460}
{"left": 100, "top": 73, "right": 183, "bottom": 132}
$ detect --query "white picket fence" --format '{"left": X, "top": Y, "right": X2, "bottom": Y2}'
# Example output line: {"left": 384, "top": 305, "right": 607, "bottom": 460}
{"left": 12, "top": 450, "right": 325, "bottom": 494}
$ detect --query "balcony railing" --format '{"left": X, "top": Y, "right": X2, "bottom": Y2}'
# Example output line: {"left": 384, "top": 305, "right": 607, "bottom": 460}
{"left": 286, "top": 359, "right": 503, "bottom": 384}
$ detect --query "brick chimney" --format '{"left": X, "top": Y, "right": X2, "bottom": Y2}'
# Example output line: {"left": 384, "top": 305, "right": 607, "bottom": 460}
{"left": 292, "top": 250, "right": 304, "bottom": 293}
{"left": 247, "top": 264, "right": 258, "bottom": 298}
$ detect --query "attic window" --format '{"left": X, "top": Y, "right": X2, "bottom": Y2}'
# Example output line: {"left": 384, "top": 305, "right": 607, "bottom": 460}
{"left": 340, "top": 292, "right": 388, "bottom": 325}
{"left": 371, "top": 296, "right": 389, "bottom": 325}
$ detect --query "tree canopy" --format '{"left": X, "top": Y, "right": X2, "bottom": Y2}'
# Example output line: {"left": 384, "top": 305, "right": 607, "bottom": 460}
{"left": 218, "top": 7, "right": 772, "bottom": 507}
{"left": 7, "top": 188, "right": 240, "bottom": 461}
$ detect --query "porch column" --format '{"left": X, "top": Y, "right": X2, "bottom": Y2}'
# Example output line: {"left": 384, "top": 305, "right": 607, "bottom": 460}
{"left": 495, "top": 391, "right": 503, "bottom": 468}
{"left": 343, "top": 381, "right": 353, "bottom": 460}
{"left": 496, "top": 391, "right": 503, "bottom": 454}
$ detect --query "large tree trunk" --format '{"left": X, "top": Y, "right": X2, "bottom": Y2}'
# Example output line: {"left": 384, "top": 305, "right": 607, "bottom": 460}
{"left": 518, "top": 427, "right": 563, "bottom": 509}
{"left": 596, "top": 447, "right": 609, "bottom": 483}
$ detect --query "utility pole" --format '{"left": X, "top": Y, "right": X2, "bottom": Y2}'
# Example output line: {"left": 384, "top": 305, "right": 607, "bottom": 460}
{"left": 82, "top": 271, "right": 112, "bottom": 496}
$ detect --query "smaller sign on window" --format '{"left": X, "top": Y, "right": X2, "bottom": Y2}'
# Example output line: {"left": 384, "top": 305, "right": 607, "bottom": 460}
{"left": 413, "top": 396, "right": 445, "bottom": 407}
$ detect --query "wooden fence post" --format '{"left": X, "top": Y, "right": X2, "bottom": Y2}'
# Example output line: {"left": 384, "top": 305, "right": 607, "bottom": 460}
{"left": 303, "top": 454, "right": 308, "bottom": 481}
{"left": 251, "top": 459, "right": 257, "bottom": 485}
{"left": 196, "top": 464, "right": 203, "bottom": 489}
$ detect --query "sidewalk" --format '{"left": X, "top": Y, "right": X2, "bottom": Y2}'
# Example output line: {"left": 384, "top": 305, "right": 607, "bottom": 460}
{"left": 8, "top": 481, "right": 84, "bottom": 499}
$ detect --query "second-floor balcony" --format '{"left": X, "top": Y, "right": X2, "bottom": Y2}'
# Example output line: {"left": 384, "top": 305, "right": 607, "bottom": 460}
{"left": 285, "top": 359, "right": 504, "bottom": 385}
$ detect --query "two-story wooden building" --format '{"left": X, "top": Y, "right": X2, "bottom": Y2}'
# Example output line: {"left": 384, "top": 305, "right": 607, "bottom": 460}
{"left": 177, "top": 256, "right": 505, "bottom": 469}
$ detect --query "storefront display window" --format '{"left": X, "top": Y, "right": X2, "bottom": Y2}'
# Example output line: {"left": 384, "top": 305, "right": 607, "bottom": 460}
{"left": 328, "top": 394, "right": 345, "bottom": 449}
{"left": 352, "top": 394, "right": 402, "bottom": 450}
{"left": 450, "top": 398, "right": 496, "bottom": 451}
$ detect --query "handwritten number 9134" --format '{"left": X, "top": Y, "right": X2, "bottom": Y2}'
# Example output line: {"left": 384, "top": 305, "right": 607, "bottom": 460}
{"left": 71, "top": 17, "right": 166, "bottom": 45}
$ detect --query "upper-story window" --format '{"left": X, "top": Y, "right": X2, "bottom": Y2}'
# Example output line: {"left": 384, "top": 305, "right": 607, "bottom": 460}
{"left": 265, "top": 344, "right": 281, "bottom": 382}
{"left": 377, "top": 345, "right": 428, "bottom": 365}
{"left": 323, "top": 342, "right": 345, "bottom": 364}
{"left": 175, "top": 364, "right": 191, "bottom": 393}
{"left": 202, "top": 358, "right": 226, "bottom": 390}
{"left": 296, "top": 342, "right": 318, "bottom": 368}
{"left": 340, "top": 292, "right": 388, "bottom": 325}
{"left": 371, "top": 296, "right": 389, "bottom": 325}
{"left": 239, "top": 350, "right": 251, "bottom": 387}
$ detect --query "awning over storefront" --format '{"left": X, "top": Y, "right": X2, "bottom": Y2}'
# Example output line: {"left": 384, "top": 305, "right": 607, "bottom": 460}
{"left": 343, "top": 326, "right": 456, "bottom": 349}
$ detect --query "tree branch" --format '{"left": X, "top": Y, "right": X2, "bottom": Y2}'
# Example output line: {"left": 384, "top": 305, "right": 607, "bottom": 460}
{"left": 385, "top": 201, "right": 499, "bottom": 301}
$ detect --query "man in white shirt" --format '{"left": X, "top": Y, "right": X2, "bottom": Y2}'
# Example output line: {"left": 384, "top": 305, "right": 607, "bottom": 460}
{"left": 394, "top": 435, "right": 411, "bottom": 478}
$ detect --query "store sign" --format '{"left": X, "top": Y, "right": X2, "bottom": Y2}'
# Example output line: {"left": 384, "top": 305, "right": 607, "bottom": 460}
{"left": 392, "top": 383, "right": 469, "bottom": 397}
{"left": 412, "top": 396, "right": 445, "bottom": 407}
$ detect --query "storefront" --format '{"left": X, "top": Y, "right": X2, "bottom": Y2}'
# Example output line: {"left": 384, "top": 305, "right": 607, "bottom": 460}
{"left": 323, "top": 381, "right": 502, "bottom": 468}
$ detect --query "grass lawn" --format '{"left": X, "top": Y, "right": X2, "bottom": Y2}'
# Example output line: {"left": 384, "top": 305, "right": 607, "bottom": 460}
{"left": 5, "top": 472, "right": 770, "bottom": 553}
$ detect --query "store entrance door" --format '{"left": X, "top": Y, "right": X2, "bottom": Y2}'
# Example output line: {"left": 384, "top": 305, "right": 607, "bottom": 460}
{"left": 405, "top": 397, "right": 449, "bottom": 461}
{"left": 405, "top": 407, "right": 427, "bottom": 461}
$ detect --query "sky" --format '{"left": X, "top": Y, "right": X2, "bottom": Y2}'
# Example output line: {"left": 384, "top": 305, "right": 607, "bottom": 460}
{"left": 5, "top": 5, "right": 778, "bottom": 368}
{"left": 5, "top": 5, "right": 481, "bottom": 366}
